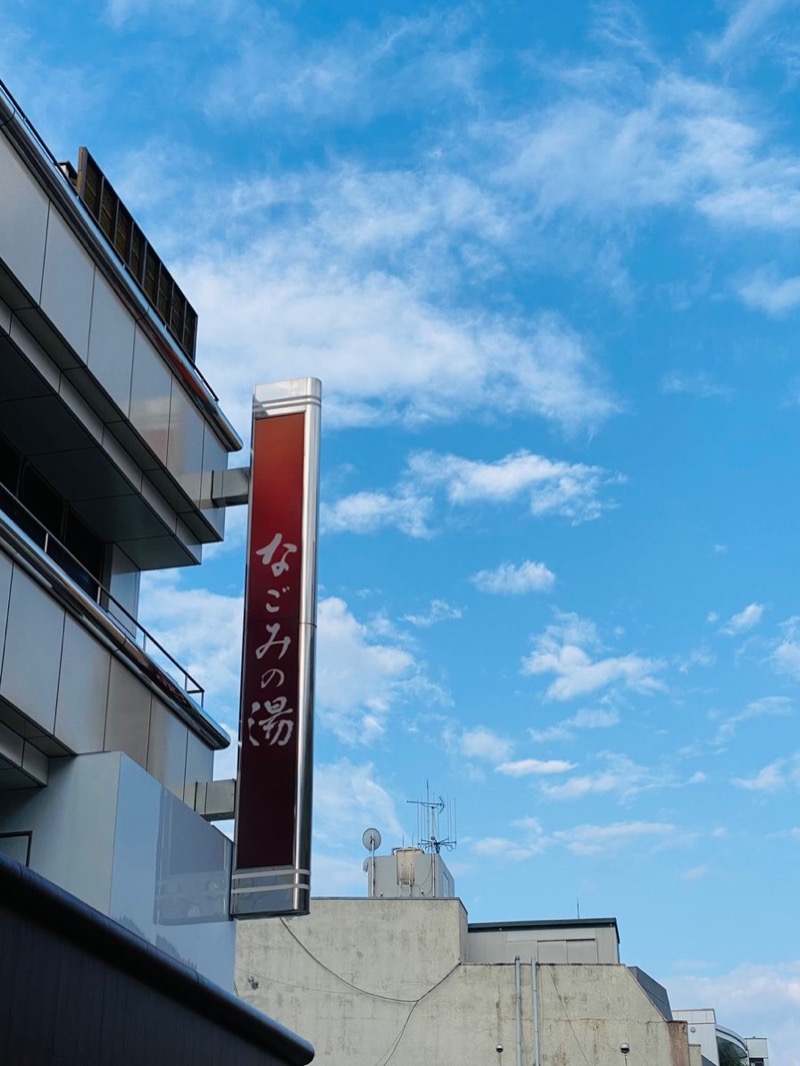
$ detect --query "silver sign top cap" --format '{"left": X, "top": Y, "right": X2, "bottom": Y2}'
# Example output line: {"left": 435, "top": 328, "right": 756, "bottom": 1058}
{"left": 253, "top": 378, "right": 321, "bottom": 416}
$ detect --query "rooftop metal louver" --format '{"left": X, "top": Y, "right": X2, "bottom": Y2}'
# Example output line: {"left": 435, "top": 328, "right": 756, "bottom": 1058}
{"left": 74, "top": 147, "right": 198, "bottom": 363}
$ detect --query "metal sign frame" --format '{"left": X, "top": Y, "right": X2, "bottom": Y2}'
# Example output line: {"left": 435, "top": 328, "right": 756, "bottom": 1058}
{"left": 231, "top": 378, "right": 321, "bottom": 917}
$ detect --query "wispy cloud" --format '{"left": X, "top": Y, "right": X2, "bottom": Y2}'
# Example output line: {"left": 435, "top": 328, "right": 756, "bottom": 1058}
{"left": 668, "top": 959, "right": 800, "bottom": 1066}
{"left": 713, "top": 695, "right": 792, "bottom": 742}
{"left": 537, "top": 752, "right": 663, "bottom": 801}
{"left": 529, "top": 707, "right": 620, "bottom": 743}
{"left": 325, "top": 450, "right": 621, "bottom": 540}
{"left": 205, "top": 9, "right": 485, "bottom": 127}
{"left": 677, "top": 646, "right": 716, "bottom": 674}
{"left": 472, "top": 816, "right": 688, "bottom": 860}
{"left": 317, "top": 596, "right": 449, "bottom": 744}
{"left": 484, "top": 44, "right": 800, "bottom": 238}
{"left": 771, "top": 616, "right": 800, "bottom": 678}
{"left": 471, "top": 560, "right": 556, "bottom": 594}
{"left": 451, "top": 726, "right": 514, "bottom": 764}
{"left": 186, "top": 250, "right": 618, "bottom": 436}
{"left": 496, "top": 758, "right": 576, "bottom": 777}
{"left": 138, "top": 576, "right": 447, "bottom": 748}
{"left": 706, "top": 0, "right": 795, "bottom": 63}
{"left": 471, "top": 835, "right": 546, "bottom": 861}
{"left": 660, "top": 371, "right": 732, "bottom": 400}
{"left": 522, "top": 611, "right": 664, "bottom": 701}
{"left": 738, "top": 267, "right": 800, "bottom": 316}
{"left": 321, "top": 490, "right": 432, "bottom": 538}
{"left": 679, "top": 864, "right": 710, "bottom": 881}
{"left": 733, "top": 752, "right": 800, "bottom": 791}
{"left": 410, "top": 451, "right": 622, "bottom": 524}
{"left": 139, "top": 571, "right": 244, "bottom": 719}
{"left": 402, "top": 600, "right": 463, "bottom": 627}
{"left": 314, "top": 759, "right": 404, "bottom": 849}
{"left": 550, "top": 820, "right": 684, "bottom": 856}
{"left": 720, "top": 602, "right": 765, "bottom": 635}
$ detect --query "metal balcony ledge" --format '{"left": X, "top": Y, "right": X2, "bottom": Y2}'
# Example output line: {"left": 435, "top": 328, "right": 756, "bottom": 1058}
{"left": 0, "top": 493, "right": 229, "bottom": 752}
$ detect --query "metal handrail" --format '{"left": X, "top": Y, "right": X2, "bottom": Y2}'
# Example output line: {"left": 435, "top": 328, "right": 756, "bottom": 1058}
{"left": 0, "top": 481, "right": 205, "bottom": 705}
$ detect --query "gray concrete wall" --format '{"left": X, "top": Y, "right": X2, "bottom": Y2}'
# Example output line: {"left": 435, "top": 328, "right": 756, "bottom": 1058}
{"left": 236, "top": 898, "right": 689, "bottom": 1066}
{"left": 467, "top": 920, "right": 619, "bottom": 965}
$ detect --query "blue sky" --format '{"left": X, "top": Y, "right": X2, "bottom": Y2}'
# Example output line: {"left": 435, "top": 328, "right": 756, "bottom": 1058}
{"left": 6, "top": 0, "right": 800, "bottom": 1056}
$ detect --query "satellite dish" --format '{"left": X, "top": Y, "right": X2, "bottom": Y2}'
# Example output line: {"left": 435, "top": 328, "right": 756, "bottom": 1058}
{"left": 362, "top": 828, "right": 382, "bottom": 853}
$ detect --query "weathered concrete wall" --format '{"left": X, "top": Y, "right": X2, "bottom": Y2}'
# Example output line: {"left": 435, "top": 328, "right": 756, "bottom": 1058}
{"left": 538, "top": 964, "right": 688, "bottom": 1066}
{"left": 236, "top": 899, "right": 690, "bottom": 1066}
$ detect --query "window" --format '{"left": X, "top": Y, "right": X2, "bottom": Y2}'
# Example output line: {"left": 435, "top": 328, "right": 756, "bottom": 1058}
{"left": 0, "top": 433, "right": 105, "bottom": 598}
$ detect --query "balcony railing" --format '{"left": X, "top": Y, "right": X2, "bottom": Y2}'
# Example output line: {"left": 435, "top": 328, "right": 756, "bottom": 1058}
{"left": 0, "top": 481, "right": 205, "bottom": 707}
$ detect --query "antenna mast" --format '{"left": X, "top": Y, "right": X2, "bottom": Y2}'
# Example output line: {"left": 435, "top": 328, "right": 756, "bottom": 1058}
{"left": 407, "top": 782, "right": 457, "bottom": 854}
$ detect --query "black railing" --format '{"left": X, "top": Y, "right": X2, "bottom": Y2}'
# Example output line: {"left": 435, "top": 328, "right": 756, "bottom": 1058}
{"left": 0, "top": 481, "right": 204, "bottom": 706}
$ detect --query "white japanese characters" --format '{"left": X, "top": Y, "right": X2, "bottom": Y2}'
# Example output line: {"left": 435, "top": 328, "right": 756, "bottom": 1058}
{"left": 247, "top": 532, "right": 298, "bottom": 749}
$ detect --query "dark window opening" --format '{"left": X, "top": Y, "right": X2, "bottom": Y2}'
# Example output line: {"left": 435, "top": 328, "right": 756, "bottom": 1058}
{"left": 20, "top": 465, "right": 63, "bottom": 536}
{"left": 0, "top": 434, "right": 21, "bottom": 494}
{"left": 0, "top": 433, "right": 105, "bottom": 598}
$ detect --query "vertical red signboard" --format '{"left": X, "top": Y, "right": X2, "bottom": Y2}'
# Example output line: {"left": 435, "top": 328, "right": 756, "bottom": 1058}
{"left": 232, "top": 379, "right": 321, "bottom": 917}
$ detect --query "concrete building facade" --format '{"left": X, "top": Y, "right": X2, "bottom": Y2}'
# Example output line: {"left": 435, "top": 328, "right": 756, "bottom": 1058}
{"left": 0, "top": 76, "right": 311, "bottom": 1063}
{"left": 238, "top": 849, "right": 769, "bottom": 1066}
{"left": 672, "top": 1010, "right": 769, "bottom": 1066}
{"left": 237, "top": 895, "right": 696, "bottom": 1066}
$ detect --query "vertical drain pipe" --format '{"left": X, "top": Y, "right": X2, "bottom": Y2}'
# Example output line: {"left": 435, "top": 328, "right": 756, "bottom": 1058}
{"left": 531, "top": 954, "right": 541, "bottom": 1066}
{"left": 515, "top": 956, "right": 523, "bottom": 1066}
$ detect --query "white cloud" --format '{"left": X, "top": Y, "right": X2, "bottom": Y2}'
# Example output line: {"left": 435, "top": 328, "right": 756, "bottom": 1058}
{"left": 183, "top": 244, "right": 616, "bottom": 437}
{"left": 472, "top": 817, "right": 686, "bottom": 861}
{"left": 482, "top": 45, "right": 800, "bottom": 238}
{"left": 105, "top": 0, "right": 220, "bottom": 25}
{"left": 706, "top": 0, "right": 794, "bottom": 62}
{"left": 720, "top": 602, "right": 764, "bottom": 635}
{"left": 496, "top": 758, "right": 576, "bottom": 777}
{"left": 471, "top": 560, "right": 556, "bottom": 594}
{"left": 471, "top": 836, "right": 545, "bottom": 861}
{"left": 714, "top": 696, "right": 792, "bottom": 742}
{"left": 138, "top": 571, "right": 244, "bottom": 718}
{"left": 323, "top": 449, "right": 620, "bottom": 542}
{"left": 522, "top": 611, "right": 664, "bottom": 701}
{"left": 668, "top": 960, "right": 800, "bottom": 1066}
{"left": 551, "top": 820, "right": 681, "bottom": 856}
{"left": 321, "top": 490, "right": 433, "bottom": 538}
{"left": 660, "top": 371, "right": 732, "bottom": 399}
{"left": 314, "top": 759, "right": 403, "bottom": 849}
{"left": 138, "top": 578, "right": 444, "bottom": 748}
{"left": 456, "top": 727, "right": 514, "bottom": 763}
{"left": 529, "top": 707, "right": 620, "bottom": 743}
{"left": 738, "top": 267, "right": 800, "bottom": 316}
{"left": 538, "top": 752, "right": 664, "bottom": 802}
{"left": 733, "top": 752, "right": 800, "bottom": 792}
{"left": 402, "top": 600, "right": 463, "bottom": 627}
{"left": 679, "top": 864, "right": 709, "bottom": 881}
{"left": 677, "top": 646, "right": 716, "bottom": 674}
{"left": 316, "top": 596, "right": 449, "bottom": 743}
{"left": 409, "top": 450, "right": 621, "bottom": 524}
{"left": 205, "top": 9, "right": 484, "bottom": 127}
{"left": 771, "top": 616, "right": 800, "bottom": 678}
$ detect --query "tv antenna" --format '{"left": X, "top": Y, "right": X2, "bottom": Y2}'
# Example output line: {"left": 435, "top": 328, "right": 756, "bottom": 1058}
{"left": 407, "top": 783, "right": 457, "bottom": 854}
